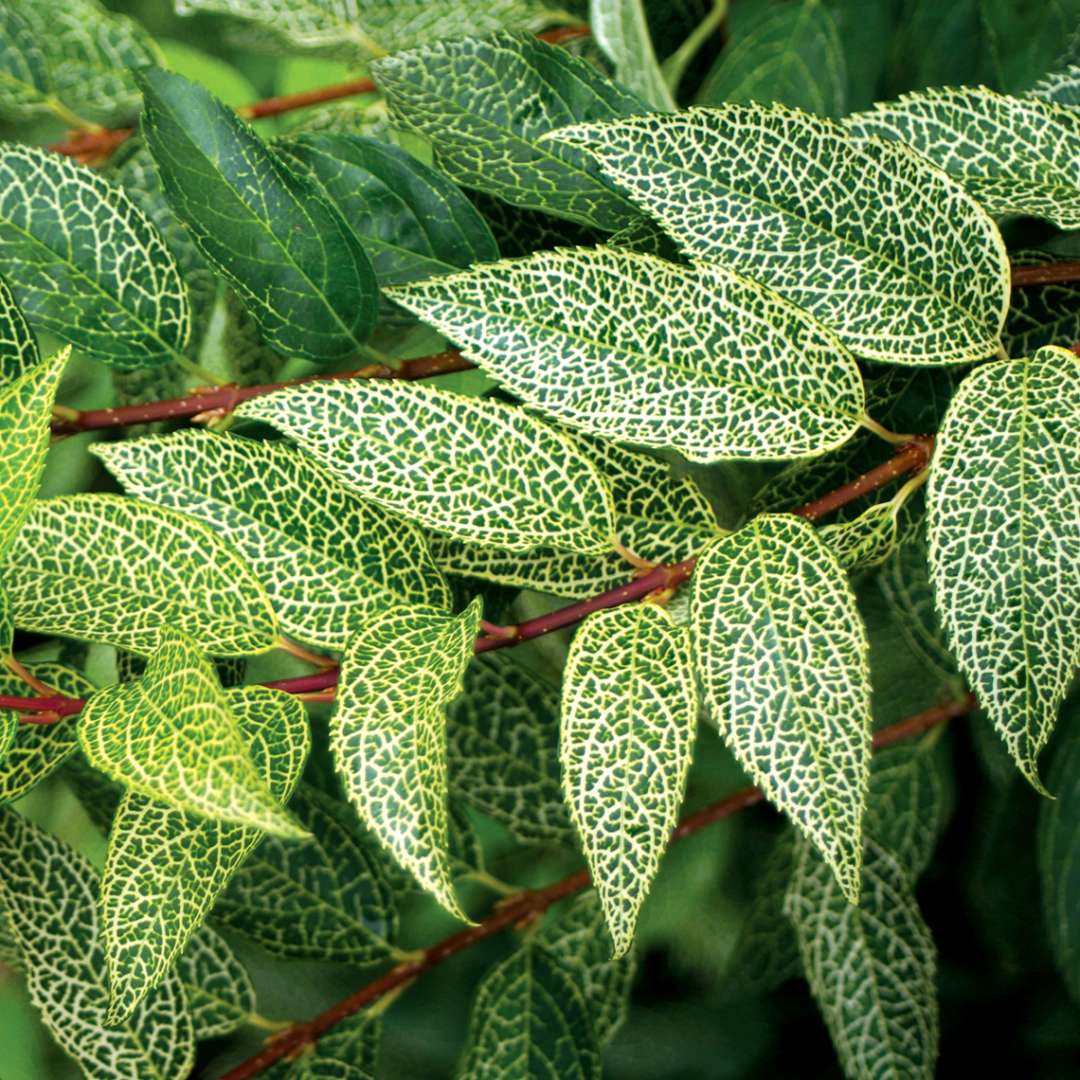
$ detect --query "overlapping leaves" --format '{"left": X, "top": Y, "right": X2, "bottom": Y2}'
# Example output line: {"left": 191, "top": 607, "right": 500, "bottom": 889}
{"left": 4, "top": 494, "right": 278, "bottom": 656}
{"left": 140, "top": 68, "right": 378, "bottom": 363}
{"left": 79, "top": 628, "right": 306, "bottom": 836}
{"left": 100, "top": 687, "right": 308, "bottom": 1023}
{"left": 552, "top": 104, "right": 1009, "bottom": 364}
{"left": 927, "top": 347, "right": 1080, "bottom": 787}
{"left": 93, "top": 430, "right": 451, "bottom": 650}
{"left": 237, "top": 380, "right": 616, "bottom": 554}
{"left": 373, "top": 31, "right": 647, "bottom": 230}
{"left": 390, "top": 246, "right": 866, "bottom": 462}
{"left": 333, "top": 601, "right": 481, "bottom": 919}
{"left": 432, "top": 431, "right": 721, "bottom": 598}
{"left": 691, "top": 515, "right": 872, "bottom": 903}
{"left": 562, "top": 603, "right": 697, "bottom": 956}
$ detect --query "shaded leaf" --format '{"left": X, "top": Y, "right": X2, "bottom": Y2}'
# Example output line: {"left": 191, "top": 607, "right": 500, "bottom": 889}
{"left": 333, "top": 601, "right": 482, "bottom": 919}
{"left": 698, "top": 0, "right": 847, "bottom": 117}
{"left": 4, "top": 493, "right": 278, "bottom": 656}
{"left": 446, "top": 652, "right": 573, "bottom": 845}
{"left": 2, "top": 0, "right": 162, "bottom": 126}
{"left": 373, "top": 31, "right": 647, "bottom": 230}
{"left": 237, "top": 379, "right": 616, "bottom": 554}
{"left": 0, "top": 810, "right": 195, "bottom": 1080}
{"left": 176, "top": 925, "right": 257, "bottom": 1041}
{"left": 389, "top": 246, "right": 865, "bottom": 462}
{"left": 1005, "top": 252, "right": 1080, "bottom": 356}
{"left": 94, "top": 430, "right": 451, "bottom": 650}
{"left": 785, "top": 837, "right": 938, "bottom": 1080}
{"left": 214, "top": 784, "right": 398, "bottom": 963}
{"left": 552, "top": 105, "right": 1009, "bottom": 364}
{"left": 591, "top": 0, "right": 675, "bottom": 111}
{"left": 101, "top": 688, "right": 309, "bottom": 1023}
{"left": 0, "top": 146, "right": 190, "bottom": 369}
{"left": 535, "top": 891, "right": 637, "bottom": 1046}
{"left": 847, "top": 86, "right": 1080, "bottom": 228}
{"left": 1030, "top": 64, "right": 1080, "bottom": 107}
{"left": 265, "top": 1010, "right": 380, "bottom": 1079}
{"left": 927, "top": 348, "right": 1080, "bottom": 786}
{"left": 139, "top": 68, "right": 378, "bottom": 363}
{"left": 1039, "top": 699, "right": 1080, "bottom": 1002}
{"left": 691, "top": 515, "right": 872, "bottom": 902}
{"left": 562, "top": 604, "right": 696, "bottom": 956}
{"left": 433, "top": 431, "right": 721, "bottom": 598}
{"left": 277, "top": 133, "right": 498, "bottom": 286}
{"left": 457, "top": 944, "right": 601, "bottom": 1080}
{"left": 174, "top": 0, "right": 552, "bottom": 60}
{"left": 79, "top": 629, "right": 306, "bottom": 837}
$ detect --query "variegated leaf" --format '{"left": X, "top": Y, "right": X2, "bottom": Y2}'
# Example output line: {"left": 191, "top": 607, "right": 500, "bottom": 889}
{"left": 846, "top": 86, "right": 1080, "bottom": 229}
{"left": 785, "top": 837, "right": 938, "bottom": 1080}
{"left": 93, "top": 430, "right": 451, "bottom": 650}
{"left": 79, "top": 629, "right": 306, "bottom": 837}
{"left": 276, "top": 133, "right": 499, "bottom": 287}
{"left": 101, "top": 687, "right": 309, "bottom": 1023}
{"left": 0, "top": 146, "right": 191, "bottom": 369}
{"left": 1, "top": 0, "right": 162, "bottom": 126}
{"left": 174, "top": 0, "right": 552, "bottom": 59}
{"left": 535, "top": 891, "right": 637, "bottom": 1046}
{"left": 389, "top": 247, "right": 866, "bottom": 462}
{"left": 552, "top": 105, "right": 1009, "bottom": 364}
{"left": 0, "top": 348, "right": 66, "bottom": 560}
{"left": 691, "top": 515, "right": 872, "bottom": 903}
{"left": 697, "top": 0, "right": 846, "bottom": 117}
{"left": 591, "top": 0, "right": 675, "bottom": 111}
{"left": 1030, "top": 64, "right": 1080, "bottom": 107}
{"left": 176, "top": 925, "right": 257, "bottom": 1041}
{"left": 139, "top": 68, "right": 378, "bottom": 363}
{"left": 237, "top": 380, "right": 616, "bottom": 554}
{"left": 433, "top": 430, "right": 720, "bottom": 599}
{"left": 0, "top": 809, "right": 195, "bottom": 1080}
{"left": 333, "top": 601, "right": 482, "bottom": 920}
{"left": 457, "top": 944, "right": 601, "bottom": 1080}
{"left": 820, "top": 502, "right": 899, "bottom": 570}
{"left": 372, "top": 32, "right": 647, "bottom": 230}
{"left": 562, "top": 604, "right": 697, "bottom": 956}
{"left": 214, "top": 784, "right": 398, "bottom": 962}
{"left": 927, "top": 347, "right": 1080, "bottom": 787}
{"left": 0, "top": 664, "right": 95, "bottom": 804}
{"left": 4, "top": 494, "right": 278, "bottom": 656}
{"left": 0, "top": 272, "right": 38, "bottom": 380}
{"left": 446, "top": 652, "right": 573, "bottom": 846}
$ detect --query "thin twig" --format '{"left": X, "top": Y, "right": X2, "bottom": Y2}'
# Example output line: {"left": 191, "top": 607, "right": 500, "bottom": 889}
{"left": 1011, "top": 261, "right": 1080, "bottom": 288}
{"left": 50, "top": 350, "right": 474, "bottom": 436}
{"left": 215, "top": 695, "right": 975, "bottom": 1080}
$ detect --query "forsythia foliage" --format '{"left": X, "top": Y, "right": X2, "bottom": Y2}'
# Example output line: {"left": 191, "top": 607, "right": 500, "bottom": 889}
{"left": 0, "top": 1, "right": 1079, "bottom": 1078}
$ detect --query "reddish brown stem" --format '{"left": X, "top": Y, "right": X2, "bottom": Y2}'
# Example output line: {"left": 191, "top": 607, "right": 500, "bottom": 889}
{"left": 536, "top": 24, "right": 592, "bottom": 45}
{"left": 1011, "top": 261, "right": 1080, "bottom": 288}
{"left": 216, "top": 696, "right": 972, "bottom": 1080}
{"left": 7, "top": 439, "right": 931, "bottom": 723}
{"left": 50, "top": 350, "right": 473, "bottom": 436}
{"left": 236, "top": 77, "right": 376, "bottom": 121}
{"left": 791, "top": 436, "right": 934, "bottom": 523}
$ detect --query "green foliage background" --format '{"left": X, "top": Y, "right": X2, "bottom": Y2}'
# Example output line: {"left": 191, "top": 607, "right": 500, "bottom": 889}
{"left": 2, "top": 1, "right": 1080, "bottom": 1078}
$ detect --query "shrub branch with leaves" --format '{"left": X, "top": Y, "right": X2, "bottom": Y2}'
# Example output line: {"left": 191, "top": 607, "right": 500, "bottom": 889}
{"left": 1, "top": 2, "right": 1080, "bottom": 1079}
